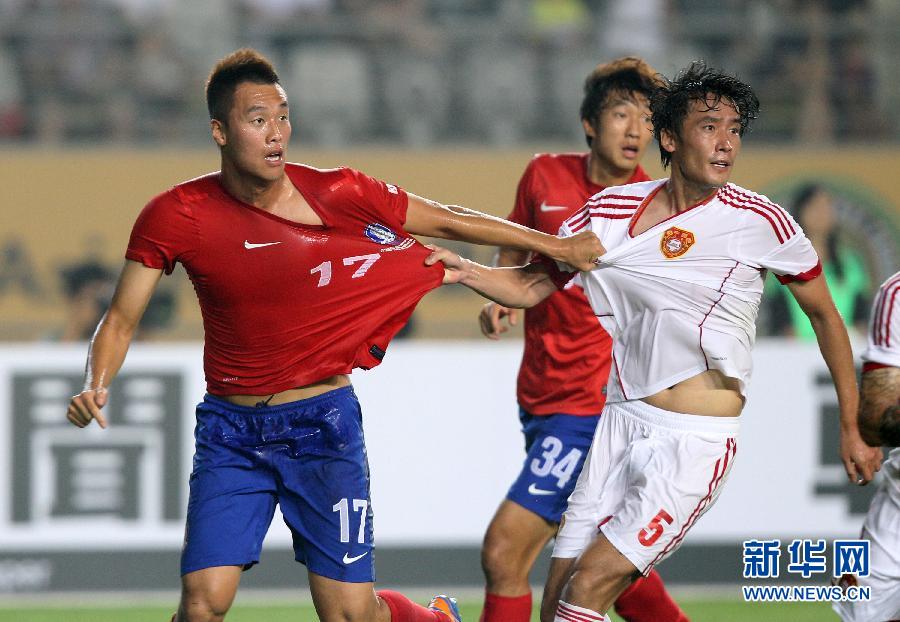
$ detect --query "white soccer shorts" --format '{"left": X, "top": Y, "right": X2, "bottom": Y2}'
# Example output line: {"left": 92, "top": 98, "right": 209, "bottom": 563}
{"left": 833, "top": 456, "right": 900, "bottom": 622}
{"left": 553, "top": 399, "right": 739, "bottom": 575}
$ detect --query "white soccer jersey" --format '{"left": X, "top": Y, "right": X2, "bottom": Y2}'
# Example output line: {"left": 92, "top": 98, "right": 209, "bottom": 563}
{"left": 862, "top": 271, "right": 900, "bottom": 370}
{"left": 835, "top": 272, "right": 900, "bottom": 622}
{"left": 558, "top": 179, "right": 820, "bottom": 402}
{"left": 861, "top": 270, "right": 900, "bottom": 473}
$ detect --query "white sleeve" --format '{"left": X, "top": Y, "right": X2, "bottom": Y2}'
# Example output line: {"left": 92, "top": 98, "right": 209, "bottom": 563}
{"left": 862, "top": 272, "right": 900, "bottom": 367}
{"left": 735, "top": 202, "right": 820, "bottom": 283}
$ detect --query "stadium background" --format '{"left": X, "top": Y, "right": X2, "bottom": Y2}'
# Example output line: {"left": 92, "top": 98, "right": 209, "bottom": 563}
{"left": 1, "top": 0, "right": 899, "bottom": 620}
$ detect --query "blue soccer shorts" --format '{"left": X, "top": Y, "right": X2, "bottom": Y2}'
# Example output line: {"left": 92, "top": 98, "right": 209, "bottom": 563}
{"left": 506, "top": 408, "right": 601, "bottom": 523}
{"left": 181, "top": 387, "right": 375, "bottom": 583}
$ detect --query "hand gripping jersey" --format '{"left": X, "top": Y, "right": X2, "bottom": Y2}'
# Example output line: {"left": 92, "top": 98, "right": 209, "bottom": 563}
{"left": 557, "top": 179, "right": 821, "bottom": 401}
{"left": 861, "top": 271, "right": 900, "bottom": 472}
{"left": 126, "top": 163, "right": 443, "bottom": 395}
{"left": 507, "top": 153, "right": 649, "bottom": 415}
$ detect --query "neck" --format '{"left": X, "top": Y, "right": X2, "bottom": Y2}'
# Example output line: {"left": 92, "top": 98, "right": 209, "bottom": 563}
{"left": 220, "top": 160, "right": 284, "bottom": 209}
{"left": 666, "top": 168, "right": 719, "bottom": 213}
{"left": 587, "top": 152, "right": 636, "bottom": 188}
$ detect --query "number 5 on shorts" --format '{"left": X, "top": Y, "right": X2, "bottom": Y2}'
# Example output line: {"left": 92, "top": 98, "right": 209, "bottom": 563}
{"left": 638, "top": 509, "right": 673, "bottom": 546}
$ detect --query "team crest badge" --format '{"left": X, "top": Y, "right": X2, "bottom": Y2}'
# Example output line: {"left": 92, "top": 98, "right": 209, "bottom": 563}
{"left": 364, "top": 222, "right": 399, "bottom": 245}
{"left": 660, "top": 226, "right": 695, "bottom": 259}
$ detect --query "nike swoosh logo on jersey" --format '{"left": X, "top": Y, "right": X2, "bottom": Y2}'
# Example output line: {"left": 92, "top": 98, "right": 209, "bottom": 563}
{"left": 540, "top": 202, "right": 568, "bottom": 212}
{"left": 343, "top": 551, "right": 369, "bottom": 564}
{"left": 244, "top": 240, "right": 282, "bottom": 249}
{"left": 528, "top": 483, "right": 556, "bottom": 496}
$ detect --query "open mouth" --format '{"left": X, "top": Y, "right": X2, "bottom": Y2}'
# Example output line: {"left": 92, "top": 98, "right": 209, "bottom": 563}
{"left": 622, "top": 145, "right": 639, "bottom": 158}
{"left": 711, "top": 160, "right": 730, "bottom": 170}
{"left": 265, "top": 149, "right": 283, "bottom": 163}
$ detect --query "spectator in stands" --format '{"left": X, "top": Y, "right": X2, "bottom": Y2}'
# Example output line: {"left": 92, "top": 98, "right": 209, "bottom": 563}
{"left": 53, "top": 260, "right": 115, "bottom": 342}
{"left": 766, "top": 184, "right": 872, "bottom": 339}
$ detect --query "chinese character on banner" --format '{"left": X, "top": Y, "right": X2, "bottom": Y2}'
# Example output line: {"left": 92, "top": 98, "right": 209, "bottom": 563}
{"left": 787, "top": 539, "right": 828, "bottom": 578}
{"left": 833, "top": 540, "right": 870, "bottom": 578}
{"left": 742, "top": 539, "right": 781, "bottom": 579}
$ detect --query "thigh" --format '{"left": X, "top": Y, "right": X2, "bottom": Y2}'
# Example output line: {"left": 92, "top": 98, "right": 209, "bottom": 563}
{"left": 275, "top": 388, "right": 375, "bottom": 583}
{"left": 182, "top": 406, "right": 278, "bottom": 576}
{"left": 603, "top": 431, "right": 737, "bottom": 576}
{"left": 506, "top": 412, "right": 600, "bottom": 523}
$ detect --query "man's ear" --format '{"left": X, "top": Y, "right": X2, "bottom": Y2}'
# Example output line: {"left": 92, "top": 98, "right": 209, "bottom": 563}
{"left": 211, "top": 119, "right": 226, "bottom": 147}
{"left": 581, "top": 118, "right": 597, "bottom": 141}
{"left": 660, "top": 127, "right": 677, "bottom": 157}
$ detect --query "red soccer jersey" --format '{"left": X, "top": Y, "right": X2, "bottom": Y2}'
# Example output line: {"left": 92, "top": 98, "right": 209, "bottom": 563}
{"left": 507, "top": 153, "right": 649, "bottom": 415}
{"left": 126, "top": 163, "right": 443, "bottom": 395}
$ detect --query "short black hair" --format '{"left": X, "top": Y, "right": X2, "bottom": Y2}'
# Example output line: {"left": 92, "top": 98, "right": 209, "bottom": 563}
{"left": 580, "top": 57, "right": 662, "bottom": 147}
{"left": 206, "top": 48, "right": 280, "bottom": 122}
{"left": 650, "top": 61, "right": 760, "bottom": 168}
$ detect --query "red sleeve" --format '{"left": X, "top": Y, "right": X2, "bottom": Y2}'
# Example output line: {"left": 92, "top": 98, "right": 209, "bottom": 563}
{"left": 347, "top": 168, "right": 410, "bottom": 227}
{"left": 530, "top": 254, "right": 576, "bottom": 290}
{"left": 506, "top": 158, "right": 538, "bottom": 227}
{"left": 125, "top": 191, "right": 197, "bottom": 274}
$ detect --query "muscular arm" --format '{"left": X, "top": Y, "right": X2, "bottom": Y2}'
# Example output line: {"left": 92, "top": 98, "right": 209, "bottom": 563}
{"left": 787, "top": 275, "right": 883, "bottom": 482}
{"left": 427, "top": 246, "right": 559, "bottom": 309}
{"left": 859, "top": 367, "right": 900, "bottom": 447}
{"left": 404, "top": 194, "right": 602, "bottom": 271}
{"left": 67, "top": 260, "right": 163, "bottom": 428}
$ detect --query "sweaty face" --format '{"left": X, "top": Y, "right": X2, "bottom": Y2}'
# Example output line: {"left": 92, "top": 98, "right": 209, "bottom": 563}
{"left": 664, "top": 94, "right": 742, "bottom": 191}
{"left": 218, "top": 81, "right": 291, "bottom": 182}
{"left": 586, "top": 93, "right": 653, "bottom": 175}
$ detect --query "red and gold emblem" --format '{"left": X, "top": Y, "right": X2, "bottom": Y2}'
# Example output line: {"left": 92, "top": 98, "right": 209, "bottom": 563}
{"left": 660, "top": 226, "right": 695, "bottom": 259}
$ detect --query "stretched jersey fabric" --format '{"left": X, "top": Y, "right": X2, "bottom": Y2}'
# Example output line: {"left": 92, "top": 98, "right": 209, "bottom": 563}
{"left": 861, "top": 270, "right": 900, "bottom": 473}
{"left": 507, "top": 153, "right": 649, "bottom": 416}
{"left": 556, "top": 179, "right": 821, "bottom": 401}
{"left": 126, "top": 163, "right": 443, "bottom": 395}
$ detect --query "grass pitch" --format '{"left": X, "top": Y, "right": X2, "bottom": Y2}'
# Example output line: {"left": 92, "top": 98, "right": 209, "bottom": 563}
{"left": 0, "top": 597, "right": 835, "bottom": 621}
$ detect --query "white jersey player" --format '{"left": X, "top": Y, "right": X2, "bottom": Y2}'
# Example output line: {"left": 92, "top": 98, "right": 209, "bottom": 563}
{"left": 834, "top": 271, "right": 899, "bottom": 622}
{"left": 426, "top": 62, "right": 883, "bottom": 622}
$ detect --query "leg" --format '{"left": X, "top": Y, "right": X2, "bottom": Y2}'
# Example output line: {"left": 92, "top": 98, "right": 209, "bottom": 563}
{"left": 481, "top": 499, "right": 556, "bottom": 620}
{"left": 561, "top": 533, "right": 640, "bottom": 615}
{"left": 308, "top": 573, "right": 388, "bottom": 622}
{"left": 483, "top": 499, "right": 556, "bottom": 594}
{"left": 175, "top": 566, "right": 242, "bottom": 622}
{"left": 540, "top": 556, "right": 576, "bottom": 622}
{"left": 308, "top": 572, "right": 459, "bottom": 622}
{"left": 613, "top": 570, "right": 689, "bottom": 622}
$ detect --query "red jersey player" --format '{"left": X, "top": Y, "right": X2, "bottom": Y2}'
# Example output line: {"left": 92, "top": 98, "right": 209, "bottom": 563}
{"left": 64, "top": 49, "right": 603, "bottom": 622}
{"left": 431, "top": 61, "right": 882, "bottom": 622}
{"left": 477, "top": 58, "right": 687, "bottom": 622}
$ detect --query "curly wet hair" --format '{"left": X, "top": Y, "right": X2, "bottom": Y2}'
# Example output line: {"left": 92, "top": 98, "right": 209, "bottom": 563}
{"left": 650, "top": 61, "right": 760, "bottom": 168}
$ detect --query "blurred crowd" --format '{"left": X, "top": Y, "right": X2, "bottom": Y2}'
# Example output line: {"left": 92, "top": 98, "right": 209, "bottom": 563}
{"left": 0, "top": 0, "right": 896, "bottom": 146}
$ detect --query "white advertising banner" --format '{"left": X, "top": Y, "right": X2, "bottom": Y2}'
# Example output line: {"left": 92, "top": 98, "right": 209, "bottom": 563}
{"left": 0, "top": 340, "right": 874, "bottom": 552}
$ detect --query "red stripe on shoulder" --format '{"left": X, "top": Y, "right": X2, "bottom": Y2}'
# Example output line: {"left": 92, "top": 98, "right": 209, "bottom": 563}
{"left": 718, "top": 195, "right": 785, "bottom": 243}
{"left": 725, "top": 186, "right": 795, "bottom": 237}
{"left": 873, "top": 277, "right": 900, "bottom": 345}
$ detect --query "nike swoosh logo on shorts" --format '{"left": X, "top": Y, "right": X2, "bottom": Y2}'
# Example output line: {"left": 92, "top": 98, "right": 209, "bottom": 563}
{"left": 343, "top": 551, "right": 369, "bottom": 564}
{"left": 244, "top": 240, "right": 282, "bottom": 249}
{"left": 528, "top": 483, "right": 556, "bottom": 496}
{"left": 540, "top": 202, "right": 568, "bottom": 212}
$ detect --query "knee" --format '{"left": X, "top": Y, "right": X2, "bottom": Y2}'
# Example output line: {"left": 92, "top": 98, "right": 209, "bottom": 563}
{"left": 481, "top": 533, "right": 523, "bottom": 583}
{"left": 566, "top": 562, "right": 632, "bottom": 600}
{"left": 179, "top": 592, "right": 232, "bottom": 622}
{"left": 319, "top": 603, "right": 376, "bottom": 622}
